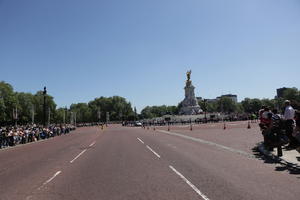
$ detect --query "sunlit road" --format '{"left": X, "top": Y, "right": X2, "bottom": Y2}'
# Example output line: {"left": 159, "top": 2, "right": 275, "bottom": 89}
{"left": 0, "top": 123, "right": 299, "bottom": 200}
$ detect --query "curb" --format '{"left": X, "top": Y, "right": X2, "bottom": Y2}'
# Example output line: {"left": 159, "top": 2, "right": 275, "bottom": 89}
{"left": 257, "top": 143, "right": 300, "bottom": 170}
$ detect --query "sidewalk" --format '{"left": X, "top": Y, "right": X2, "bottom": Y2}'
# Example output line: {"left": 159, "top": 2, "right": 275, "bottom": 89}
{"left": 258, "top": 143, "right": 300, "bottom": 169}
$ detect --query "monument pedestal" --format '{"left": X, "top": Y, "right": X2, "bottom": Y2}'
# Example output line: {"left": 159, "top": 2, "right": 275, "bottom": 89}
{"left": 179, "top": 72, "right": 202, "bottom": 115}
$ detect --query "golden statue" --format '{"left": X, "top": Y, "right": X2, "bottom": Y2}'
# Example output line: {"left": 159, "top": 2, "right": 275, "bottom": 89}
{"left": 186, "top": 70, "right": 192, "bottom": 81}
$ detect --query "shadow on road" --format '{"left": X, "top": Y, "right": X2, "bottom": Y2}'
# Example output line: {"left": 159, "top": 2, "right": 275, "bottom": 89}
{"left": 252, "top": 145, "right": 300, "bottom": 175}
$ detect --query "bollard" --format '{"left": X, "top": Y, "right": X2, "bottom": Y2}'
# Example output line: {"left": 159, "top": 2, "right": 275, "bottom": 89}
{"left": 247, "top": 121, "right": 251, "bottom": 129}
{"left": 153, "top": 126, "right": 156, "bottom": 131}
{"left": 190, "top": 123, "right": 193, "bottom": 131}
{"left": 147, "top": 126, "right": 149, "bottom": 130}
{"left": 168, "top": 125, "right": 170, "bottom": 131}
{"left": 223, "top": 123, "right": 226, "bottom": 130}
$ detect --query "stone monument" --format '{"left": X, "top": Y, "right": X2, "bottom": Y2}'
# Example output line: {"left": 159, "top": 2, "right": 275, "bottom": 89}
{"left": 179, "top": 70, "right": 202, "bottom": 115}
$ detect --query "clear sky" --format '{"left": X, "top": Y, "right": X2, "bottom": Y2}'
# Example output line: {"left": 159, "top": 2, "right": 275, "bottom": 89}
{"left": 0, "top": 0, "right": 299, "bottom": 112}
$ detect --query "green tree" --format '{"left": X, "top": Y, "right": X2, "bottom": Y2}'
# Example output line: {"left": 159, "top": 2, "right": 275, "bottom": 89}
{"left": 241, "top": 98, "right": 262, "bottom": 113}
{"left": 88, "top": 96, "right": 134, "bottom": 122}
{"left": 32, "top": 91, "right": 57, "bottom": 125}
{"left": 282, "top": 87, "right": 300, "bottom": 109}
{"left": 140, "top": 105, "right": 179, "bottom": 119}
{"left": 70, "top": 103, "right": 92, "bottom": 123}
{"left": 0, "top": 81, "right": 17, "bottom": 124}
{"left": 16, "top": 92, "right": 35, "bottom": 124}
{"left": 217, "top": 97, "right": 237, "bottom": 113}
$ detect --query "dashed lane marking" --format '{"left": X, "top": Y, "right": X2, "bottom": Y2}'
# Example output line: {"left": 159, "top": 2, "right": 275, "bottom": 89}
{"left": 137, "top": 137, "right": 145, "bottom": 144}
{"left": 89, "top": 141, "right": 96, "bottom": 147}
{"left": 70, "top": 149, "right": 87, "bottom": 163}
{"left": 158, "top": 130, "right": 255, "bottom": 159}
{"left": 146, "top": 145, "right": 161, "bottom": 158}
{"left": 43, "top": 171, "right": 62, "bottom": 186}
{"left": 169, "top": 166, "right": 210, "bottom": 200}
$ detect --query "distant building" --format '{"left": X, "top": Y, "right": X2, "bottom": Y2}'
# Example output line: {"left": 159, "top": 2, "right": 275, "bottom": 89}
{"left": 206, "top": 99, "right": 218, "bottom": 103}
{"left": 196, "top": 97, "right": 202, "bottom": 101}
{"left": 216, "top": 94, "right": 238, "bottom": 103}
{"left": 276, "top": 87, "right": 290, "bottom": 98}
{"left": 196, "top": 97, "right": 218, "bottom": 103}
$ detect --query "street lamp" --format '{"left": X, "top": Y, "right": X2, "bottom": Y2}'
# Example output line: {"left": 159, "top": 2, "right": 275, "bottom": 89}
{"left": 204, "top": 99, "right": 207, "bottom": 123}
{"left": 43, "top": 87, "right": 47, "bottom": 127}
{"left": 97, "top": 108, "right": 101, "bottom": 124}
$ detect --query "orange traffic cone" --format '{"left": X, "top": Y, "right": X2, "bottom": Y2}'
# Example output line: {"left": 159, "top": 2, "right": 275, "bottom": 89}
{"left": 247, "top": 121, "right": 251, "bottom": 129}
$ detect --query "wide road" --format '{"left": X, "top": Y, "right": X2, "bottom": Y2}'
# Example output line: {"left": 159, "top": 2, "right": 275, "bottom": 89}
{"left": 0, "top": 123, "right": 299, "bottom": 200}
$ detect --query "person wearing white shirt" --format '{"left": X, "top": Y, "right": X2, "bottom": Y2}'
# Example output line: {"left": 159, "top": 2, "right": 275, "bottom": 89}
{"left": 284, "top": 102, "right": 295, "bottom": 120}
{"left": 284, "top": 100, "right": 297, "bottom": 148}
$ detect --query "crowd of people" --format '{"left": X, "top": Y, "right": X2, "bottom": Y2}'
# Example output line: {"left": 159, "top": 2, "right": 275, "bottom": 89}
{"left": 0, "top": 124, "right": 76, "bottom": 149}
{"left": 259, "top": 100, "right": 300, "bottom": 154}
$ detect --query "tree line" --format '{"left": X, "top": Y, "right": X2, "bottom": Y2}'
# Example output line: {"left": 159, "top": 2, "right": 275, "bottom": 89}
{"left": 2, "top": 81, "right": 299, "bottom": 123}
{"left": 0, "top": 81, "right": 135, "bottom": 125}
{"left": 140, "top": 87, "right": 300, "bottom": 119}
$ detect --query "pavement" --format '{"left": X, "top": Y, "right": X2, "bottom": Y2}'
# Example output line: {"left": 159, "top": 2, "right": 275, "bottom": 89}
{"left": 0, "top": 123, "right": 300, "bottom": 200}
{"left": 258, "top": 143, "right": 300, "bottom": 169}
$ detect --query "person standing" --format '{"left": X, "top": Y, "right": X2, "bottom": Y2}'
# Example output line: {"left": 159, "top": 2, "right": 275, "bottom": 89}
{"left": 283, "top": 100, "right": 297, "bottom": 148}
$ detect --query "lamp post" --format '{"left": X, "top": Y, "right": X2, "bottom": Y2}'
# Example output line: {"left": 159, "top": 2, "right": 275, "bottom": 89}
{"left": 63, "top": 107, "right": 66, "bottom": 125}
{"left": 31, "top": 105, "right": 35, "bottom": 124}
{"left": 97, "top": 108, "right": 101, "bottom": 124}
{"left": 204, "top": 99, "right": 207, "bottom": 123}
{"left": 43, "top": 87, "right": 47, "bottom": 127}
{"left": 106, "top": 112, "right": 109, "bottom": 126}
{"left": 13, "top": 106, "right": 18, "bottom": 126}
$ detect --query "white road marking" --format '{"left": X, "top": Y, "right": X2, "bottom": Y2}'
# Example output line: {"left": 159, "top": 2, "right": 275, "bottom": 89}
{"left": 169, "top": 166, "right": 210, "bottom": 200}
{"left": 43, "top": 171, "right": 62, "bottom": 186}
{"left": 89, "top": 141, "right": 96, "bottom": 147}
{"left": 137, "top": 137, "right": 145, "bottom": 144}
{"left": 26, "top": 195, "right": 33, "bottom": 200}
{"left": 158, "top": 130, "right": 255, "bottom": 159}
{"left": 70, "top": 149, "right": 87, "bottom": 163}
{"left": 146, "top": 145, "right": 161, "bottom": 158}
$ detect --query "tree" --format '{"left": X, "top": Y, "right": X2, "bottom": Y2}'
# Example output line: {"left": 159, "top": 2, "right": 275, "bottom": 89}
{"left": 0, "top": 81, "right": 17, "bottom": 125}
{"left": 282, "top": 87, "right": 300, "bottom": 109}
{"left": 70, "top": 103, "right": 92, "bottom": 123}
{"left": 88, "top": 96, "right": 134, "bottom": 122}
{"left": 16, "top": 92, "right": 35, "bottom": 124}
{"left": 241, "top": 98, "right": 262, "bottom": 113}
{"left": 140, "top": 105, "right": 179, "bottom": 119}
{"left": 198, "top": 100, "right": 218, "bottom": 113}
{"left": 217, "top": 97, "right": 238, "bottom": 113}
{"left": 32, "top": 91, "right": 57, "bottom": 125}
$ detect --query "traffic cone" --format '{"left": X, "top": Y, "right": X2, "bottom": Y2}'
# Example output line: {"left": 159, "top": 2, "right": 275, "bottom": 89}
{"left": 223, "top": 123, "right": 226, "bottom": 130}
{"left": 247, "top": 121, "right": 251, "bottom": 129}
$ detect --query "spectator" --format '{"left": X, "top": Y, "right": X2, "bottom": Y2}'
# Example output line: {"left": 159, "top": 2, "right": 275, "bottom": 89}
{"left": 283, "top": 100, "right": 297, "bottom": 148}
{"left": 0, "top": 124, "right": 76, "bottom": 149}
{"left": 293, "top": 111, "right": 300, "bottom": 153}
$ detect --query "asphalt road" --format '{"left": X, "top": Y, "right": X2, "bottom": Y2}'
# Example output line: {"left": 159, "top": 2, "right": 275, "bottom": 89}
{"left": 0, "top": 123, "right": 299, "bottom": 200}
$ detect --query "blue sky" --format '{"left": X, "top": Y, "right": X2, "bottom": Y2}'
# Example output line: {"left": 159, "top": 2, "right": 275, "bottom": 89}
{"left": 0, "top": 0, "right": 299, "bottom": 112}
